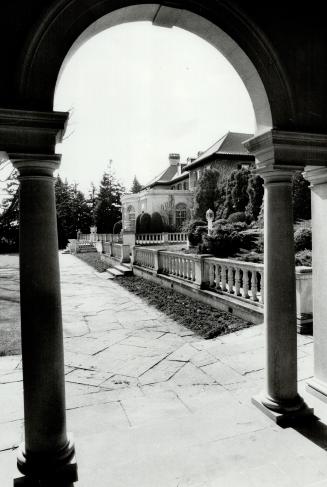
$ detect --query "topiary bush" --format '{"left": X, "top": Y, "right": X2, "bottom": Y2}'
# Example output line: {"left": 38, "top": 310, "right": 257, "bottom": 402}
{"left": 200, "top": 226, "right": 245, "bottom": 257}
{"left": 151, "top": 212, "right": 164, "bottom": 233}
{"left": 139, "top": 212, "right": 151, "bottom": 233}
{"left": 295, "top": 249, "right": 312, "bottom": 266}
{"left": 294, "top": 227, "right": 312, "bottom": 251}
{"left": 113, "top": 220, "right": 122, "bottom": 234}
{"left": 227, "top": 211, "right": 246, "bottom": 223}
{"left": 135, "top": 214, "right": 142, "bottom": 233}
{"left": 188, "top": 225, "right": 207, "bottom": 247}
{"left": 187, "top": 220, "right": 207, "bottom": 232}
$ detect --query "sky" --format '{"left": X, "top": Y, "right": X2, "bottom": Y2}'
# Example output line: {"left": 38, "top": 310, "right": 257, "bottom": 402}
{"left": 53, "top": 22, "right": 254, "bottom": 194}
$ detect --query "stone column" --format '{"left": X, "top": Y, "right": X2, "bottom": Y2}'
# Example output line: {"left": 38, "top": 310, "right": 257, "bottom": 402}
{"left": 251, "top": 168, "right": 312, "bottom": 423}
{"left": 303, "top": 166, "right": 327, "bottom": 401}
{"left": 244, "top": 130, "right": 315, "bottom": 425}
{"left": 12, "top": 157, "right": 77, "bottom": 485}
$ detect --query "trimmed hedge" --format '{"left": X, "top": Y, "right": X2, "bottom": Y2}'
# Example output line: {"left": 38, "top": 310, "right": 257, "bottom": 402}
{"left": 113, "top": 220, "right": 122, "bottom": 234}
{"left": 294, "top": 228, "right": 312, "bottom": 251}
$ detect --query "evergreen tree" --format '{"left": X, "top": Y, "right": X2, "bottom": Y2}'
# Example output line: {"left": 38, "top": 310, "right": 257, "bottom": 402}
{"left": 245, "top": 172, "right": 264, "bottom": 221}
{"left": 194, "top": 168, "right": 220, "bottom": 220}
{"left": 87, "top": 182, "right": 97, "bottom": 225}
{"left": 130, "top": 176, "right": 143, "bottom": 193}
{"left": 230, "top": 168, "right": 251, "bottom": 212}
{"left": 0, "top": 168, "right": 19, "bottom": 252}
{"left": 94, "top": 161, "right": 125, "bottom": 233}
{"left": 292, "top": 171, "right": 311, "bottom": 221}
{"left": 55, "top": 176, "right": 92, "bottom": 248}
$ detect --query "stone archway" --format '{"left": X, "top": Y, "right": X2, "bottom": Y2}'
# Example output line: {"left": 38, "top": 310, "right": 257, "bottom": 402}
{"left": 1, "top": 2, "right": 327, "bottom": 485}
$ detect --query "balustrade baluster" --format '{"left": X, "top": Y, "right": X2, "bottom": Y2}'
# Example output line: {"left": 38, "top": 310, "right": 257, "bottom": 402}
{"left": 228, "top": 267, "right": 234, "bottom": 294}
{"left": 252, "top": 271, "right": 259, "bottom": 301}
{"left": 235, "top": 268, "right": 241, "bottom": 296}
{"left": 221, "top": 266, "right": 227, "bottom": 291}
{"left": 215, "top": 264, "right": 221, "bottom": 289}
{"left": 209, "top": 263, "right": 214, "bottom": 287}
{"left": 243, "top": 269, "right": 249, "bottom": 298}
{"left": 260, "top": 271, "right": 264, "bottom": 303}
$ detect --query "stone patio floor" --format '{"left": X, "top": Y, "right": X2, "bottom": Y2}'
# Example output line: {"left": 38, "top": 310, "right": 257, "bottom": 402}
{"left": 1, "top": 254, "right": 327, "bottom": 486}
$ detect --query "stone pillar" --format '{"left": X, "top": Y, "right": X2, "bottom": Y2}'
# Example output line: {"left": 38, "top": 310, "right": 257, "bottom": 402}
{"left": 244, "top": 130, "right": 316, "bottom": 425}
{"left": 12, "top": 157, "right": 77, "bottom": 485}
{"left": 0, "top": 109, "right": 77, "bottom": 485}
{"left": 303, "top": 166, "right": 327, "bottom": 401}
{"left": 252, "top": 169, "right": 311, "bottom": 422}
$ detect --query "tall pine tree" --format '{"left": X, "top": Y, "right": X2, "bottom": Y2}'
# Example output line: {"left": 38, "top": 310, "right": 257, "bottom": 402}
{"left": 130, "top": 176, "right": 143, "bottom": 193}
{"left": 94, "top": 161, "right": 125, "bottom": 233}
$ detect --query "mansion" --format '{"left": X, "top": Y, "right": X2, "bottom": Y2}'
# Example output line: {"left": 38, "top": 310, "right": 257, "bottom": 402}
{"left": 121, "top": 131, "right": 254, "bottom": 231}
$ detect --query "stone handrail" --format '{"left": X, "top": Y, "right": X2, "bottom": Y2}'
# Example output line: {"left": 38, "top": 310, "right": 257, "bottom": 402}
{"left": 159, "top": 250, "right": 197, "bottom": 283}
{"left": 133, "top": 247, "right": 156, "bottom": 269}
{"left": 135, "top": 233, "right": 164, "bottom": 245}
{"left": 167, "top": 232, "right": 188, "bottom": 243}
{"left": 135, "top": 232, "right": 188, "bottom": 245}
{"left": 203, "top": 257, "right": 264, "bottom": 304}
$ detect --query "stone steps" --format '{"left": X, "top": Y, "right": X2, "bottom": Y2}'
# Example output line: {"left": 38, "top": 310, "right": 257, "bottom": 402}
{"left": 106, "top": 263, "right": 132, "bottom": 278}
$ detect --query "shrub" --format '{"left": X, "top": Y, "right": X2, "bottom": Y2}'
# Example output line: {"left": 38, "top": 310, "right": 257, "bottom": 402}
{"left": 188, "top": 225, "right": 207, "bottom": 247}
{"left": 113, "top": 220, "right": 122, "bottom": 234}
{"left": 201, "top": 226, "right": 245, "bottom": 257}
{"left": 213, "top": 218, "right": 228, "bottom": 227}
{"left": 151, "top": 212, "right": 164, "bottom": 233}
{"left": 135, "top": 214, "right": 141, "bottom": 233}
{"left": 139, "top": 212, "right": 151, "bottom": 233}
{"left": 227, "top": 212, "right": 246, "bottom": 223}
{"left": 187, "top": 220, "right": 207, "bottom": 232}
{"left": 295, "top": 250, "right": 312, "bottom": 266}
{"left": 294, "top": 227, "right": 312, "bottom": 251}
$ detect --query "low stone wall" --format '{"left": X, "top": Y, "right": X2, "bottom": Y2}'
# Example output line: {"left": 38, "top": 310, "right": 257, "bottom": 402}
{"left": 133, "top": 265, "right": 263, "bottom": 325}
{"left": 132, "top": 247, "right": 312, "bottom": 332}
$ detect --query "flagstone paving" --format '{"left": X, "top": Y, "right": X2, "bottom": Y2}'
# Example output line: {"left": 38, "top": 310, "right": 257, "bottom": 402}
{"left": 1, "top": 254, "right": 327, "bottom": 486}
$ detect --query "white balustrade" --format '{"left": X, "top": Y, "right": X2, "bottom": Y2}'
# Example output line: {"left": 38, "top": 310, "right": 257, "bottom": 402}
{"left": 134, "top": 247, "right": 156, "bottom": 269}
{"left": 203, "top": 257, "right": 263, "bottom": 304}
{"left": 136, "top": 233, "right": 164, "bottom": 245}
{"left": 158, "top": 251, "right": 196, "bottom": 282}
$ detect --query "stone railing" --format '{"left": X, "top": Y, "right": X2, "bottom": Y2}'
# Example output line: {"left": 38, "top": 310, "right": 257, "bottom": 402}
{"left": 132, "top": 247, "right": 156, "bottom": 269}
{"left": 135, "top": 232, "right": 188, "bottom": 245}
{"left": 78, "top": 233, "right": 121, "bottom": 243}
{"left": 136, "top": 233, "right": 164, "bottom": 245}
{"left": 132, "top": 247, "right": 312, "bottom": 330}
{"left": 167, "top": 232, "right": 188, "bottom": 243}
{"left": 102, "top": 242, "right": 130, "bottom": 263}
{"left": 203, "top": 257, "right": 264, "bottom": 305}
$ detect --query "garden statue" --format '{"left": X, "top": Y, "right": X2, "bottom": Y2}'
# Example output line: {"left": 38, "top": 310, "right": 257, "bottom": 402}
{"left": 206, "top": 208, "right": 214, "bottom": 236}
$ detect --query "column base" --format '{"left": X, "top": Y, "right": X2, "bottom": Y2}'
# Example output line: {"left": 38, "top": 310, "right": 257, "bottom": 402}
{"left": 306, "top": 378, "right": 327, "bottom": 403}
{"left": 14, "top": 434, "right": 78, "bottom": 486}
{"left": 252, "top": 394, "right": 314, "bottom": 426}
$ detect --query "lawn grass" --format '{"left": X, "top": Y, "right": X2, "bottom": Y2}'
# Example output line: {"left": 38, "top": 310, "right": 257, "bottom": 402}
{"left": 75, "top": 252, "right": 110, "bottom": 272}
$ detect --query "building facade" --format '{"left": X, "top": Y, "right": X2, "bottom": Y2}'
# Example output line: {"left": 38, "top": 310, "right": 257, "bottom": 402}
{"left": 121, "top": 132, "right": 254, "bottom": 231}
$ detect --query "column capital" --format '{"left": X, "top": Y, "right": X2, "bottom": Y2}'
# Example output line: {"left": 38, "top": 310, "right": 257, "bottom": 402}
{"left": 12, "top": 154, "right": 61, "bottom": 179}
{"left": 0, "top": 108, "right": 68, "bottom": 156}
{"left": 303, "top": 165, "right": 327, "bottom": 187}
{"left": 244, "top": 129, "right": 327, "bottom": 171}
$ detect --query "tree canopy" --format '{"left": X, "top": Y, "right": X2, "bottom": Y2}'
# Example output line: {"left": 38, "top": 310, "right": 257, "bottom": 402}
{"left": 94, "top": 162, "right": 125, "bottom": 233}
{"left": 130, "top": 176, "right": 143, "bottom": 194}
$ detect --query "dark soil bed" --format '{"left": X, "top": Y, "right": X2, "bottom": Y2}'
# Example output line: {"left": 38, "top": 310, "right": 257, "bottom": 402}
{"left": 115, "top": 275, "right": 253, "bottom": 339}
{"left": 74, "top": 250, "right": 253, "bottom": 340}
{"left": 75, "top": 252, "right": 110, "bottom": 272}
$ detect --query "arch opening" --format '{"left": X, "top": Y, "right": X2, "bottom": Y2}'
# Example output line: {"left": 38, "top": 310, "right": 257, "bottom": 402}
{"left": 54, "top": 4, "right": 272, "bottom": 134}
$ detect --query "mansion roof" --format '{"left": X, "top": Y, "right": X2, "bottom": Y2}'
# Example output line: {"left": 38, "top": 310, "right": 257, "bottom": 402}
{"left": 143, "top": 131, "right": 254, "bottom": 189}
{"left": 185, "top": 131, "right": 254, "bottom": 170}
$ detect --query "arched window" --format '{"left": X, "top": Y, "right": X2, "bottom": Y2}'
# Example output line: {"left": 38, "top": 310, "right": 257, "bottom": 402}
{"left": 126, "top": 205, "right": 136, "bottom": 230}
{"left": 175, "top": 203, "right": 187, "bottom": 229}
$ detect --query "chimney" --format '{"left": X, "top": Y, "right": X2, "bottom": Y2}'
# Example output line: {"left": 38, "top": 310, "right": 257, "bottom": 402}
{"left": 169, "top": 153, "right": 180, "bottom": 166}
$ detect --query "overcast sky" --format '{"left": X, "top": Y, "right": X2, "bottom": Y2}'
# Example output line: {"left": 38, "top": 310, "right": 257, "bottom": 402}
{"left": 53, "top": 22, "right": 254, "bottom": 194}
